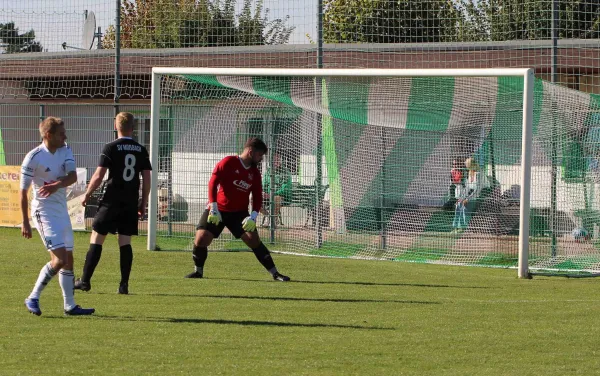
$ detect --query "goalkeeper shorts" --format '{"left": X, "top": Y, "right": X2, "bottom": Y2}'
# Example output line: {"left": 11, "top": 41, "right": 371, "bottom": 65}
{"left": 197, "top": 209, "right": 249, "bottom": 239}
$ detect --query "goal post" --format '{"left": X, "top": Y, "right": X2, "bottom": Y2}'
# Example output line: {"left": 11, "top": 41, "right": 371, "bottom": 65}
{"left": 147, "top": 67, "right": 550, "bottom": 278}
{"left": 148, "top": 70, "right": 162, "bottom": 254}
{"left": 519, "top": 70, "right": 534, "bottom": 279}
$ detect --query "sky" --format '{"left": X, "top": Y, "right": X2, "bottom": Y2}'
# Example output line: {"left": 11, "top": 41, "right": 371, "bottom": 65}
{"left": 0, "top": 0, "right": 317, "bottom": 52}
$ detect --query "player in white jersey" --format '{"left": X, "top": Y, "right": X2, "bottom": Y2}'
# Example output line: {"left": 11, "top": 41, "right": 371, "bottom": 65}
{"left": 20, "top": 117, "right": 95, "bottom": 316}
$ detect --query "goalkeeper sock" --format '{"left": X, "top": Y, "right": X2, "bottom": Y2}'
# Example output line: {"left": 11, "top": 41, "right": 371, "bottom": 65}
{"left": 81, "top": 244, "right": 103, "bottom": 283}
{"left": 251, "top": 242, "right": 276, "bottom": 271}
{"left": 192, "top": 245, "right": 208, "bottom": 271}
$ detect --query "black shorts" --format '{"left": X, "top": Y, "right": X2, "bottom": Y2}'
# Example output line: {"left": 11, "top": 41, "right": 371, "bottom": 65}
{"left": 196, "top": 209, "right": 249, "bottom": 239}
{"left": 92, "top": 203, "right": 139, "bottom": 236}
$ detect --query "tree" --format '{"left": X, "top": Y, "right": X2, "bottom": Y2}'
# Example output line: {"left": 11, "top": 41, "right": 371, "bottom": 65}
{"left": 323, "top": 0, "right": 600, "bottom": 43}
{"left": 102, "top": 0, "right": 294, "bottom": 49}
{"left": 458, "top": 0, "right": 600, "bottom": 41}
{"left": 323, "top": 0, "right": 465, "bottom": 43}
{"left": 0, "top": 22, "right": 43, "bottom": 53}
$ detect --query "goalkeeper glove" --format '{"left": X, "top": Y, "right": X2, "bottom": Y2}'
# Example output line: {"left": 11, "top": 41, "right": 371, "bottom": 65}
{"left": 207, "top": 202, "right": 222, "bottom": 226}
{"left": 242, "top": 211, "right": 259, "bottom": 232}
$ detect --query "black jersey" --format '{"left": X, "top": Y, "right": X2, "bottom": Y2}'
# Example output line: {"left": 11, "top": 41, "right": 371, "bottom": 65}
{"left": 98, "top": 137, "right": 152, "bottom": 206}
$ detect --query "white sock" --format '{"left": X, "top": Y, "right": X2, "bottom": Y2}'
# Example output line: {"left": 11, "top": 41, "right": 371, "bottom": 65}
{"left": 28, "top": 262, "right": 57, "bottom": 300}
{"left": 268, "top": 267, "right": 278, "bottom": 276}
{"left": 59, "top": 270, "right": 76, "bottom": 311}
{"left": 195, "top": 266, "right": 203, "bottom": 274}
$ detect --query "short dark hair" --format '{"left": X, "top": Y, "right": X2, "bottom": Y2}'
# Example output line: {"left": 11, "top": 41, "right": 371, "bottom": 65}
{"left": 245, "top": 137, "right": 268, "bottom": 153}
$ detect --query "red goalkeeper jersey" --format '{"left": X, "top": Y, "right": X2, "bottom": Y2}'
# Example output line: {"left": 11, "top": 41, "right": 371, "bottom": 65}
{"left": 208, "top": 155, "right": 263, "bottom": 213}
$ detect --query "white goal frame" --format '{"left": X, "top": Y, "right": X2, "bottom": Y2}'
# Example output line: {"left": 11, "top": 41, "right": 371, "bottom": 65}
{"left": 148, "top": 67, "right": 535, "bottom": 279}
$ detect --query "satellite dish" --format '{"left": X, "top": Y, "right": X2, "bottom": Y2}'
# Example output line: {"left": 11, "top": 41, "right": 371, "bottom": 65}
{"left": 82, "top": 11, "right": 96, "bottom": 50}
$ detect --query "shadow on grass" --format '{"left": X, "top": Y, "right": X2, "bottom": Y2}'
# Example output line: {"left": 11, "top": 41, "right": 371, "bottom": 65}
{"left": 133, "top": 293, "right": 440, "bottom": 305}
{"left": 208, "top": 277, "right": 489, "bottom": 289}
{"left": 44, "top": 315, "right": 394, "bottom": 330}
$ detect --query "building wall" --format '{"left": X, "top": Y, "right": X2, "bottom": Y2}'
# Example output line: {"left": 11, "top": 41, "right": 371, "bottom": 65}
{"left": 0, "top": 103, "right": 147, "bottom": 179}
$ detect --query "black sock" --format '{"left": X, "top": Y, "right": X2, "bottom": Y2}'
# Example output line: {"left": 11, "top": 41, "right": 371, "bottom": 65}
{"left": 81, "top": 244, "right": 102, "bottom": 283}
{"left": 119, "top": 244, "right": 133, "bottom": 285}
{"left": 251, "top": 242, "right": 275, "bottom": 271}
{"left": 192, "top": 245, "right": 208, "bottom": 269}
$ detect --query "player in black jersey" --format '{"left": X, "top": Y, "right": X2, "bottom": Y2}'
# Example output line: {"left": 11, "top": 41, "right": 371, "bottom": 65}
{"left": 75, "top": 112, "right": 152, "bottom": 294}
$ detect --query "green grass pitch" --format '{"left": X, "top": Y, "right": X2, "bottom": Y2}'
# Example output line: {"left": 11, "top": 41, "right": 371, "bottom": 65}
{"left": 1, "top": 227, "right": 599, "bottom": 375}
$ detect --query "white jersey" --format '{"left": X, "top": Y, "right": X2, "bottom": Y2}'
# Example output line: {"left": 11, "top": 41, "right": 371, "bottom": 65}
{"left": 20, "top": 143, "right": 76, "bottom": 215}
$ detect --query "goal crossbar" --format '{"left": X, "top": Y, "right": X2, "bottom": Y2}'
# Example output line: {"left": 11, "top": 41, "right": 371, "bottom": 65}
{"left": 151, "top": 67, "right": 533, "bottom": 78}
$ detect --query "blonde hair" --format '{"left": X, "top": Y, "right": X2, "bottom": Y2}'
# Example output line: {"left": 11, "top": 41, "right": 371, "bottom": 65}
{"left": 39, "top": 117, "right": 64, "bottom": 139}
{"left": 115, "top": 112, "right": 135, "bottom": 132}
{"left": 465, "top": 157, "right": 479, "bottom": 171}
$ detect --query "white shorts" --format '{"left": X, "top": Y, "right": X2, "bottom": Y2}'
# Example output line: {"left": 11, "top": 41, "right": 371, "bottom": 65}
{"left": 32, "top": 210, "right": 73, "bottom": 251}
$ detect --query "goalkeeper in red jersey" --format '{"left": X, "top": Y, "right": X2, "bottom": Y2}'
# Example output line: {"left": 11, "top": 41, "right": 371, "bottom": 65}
{"left": 184, "top": 137, "right": 290, "bottom": 281}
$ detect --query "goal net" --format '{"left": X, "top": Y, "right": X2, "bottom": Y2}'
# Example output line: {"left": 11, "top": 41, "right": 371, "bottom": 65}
{"left": 148, "top": 68, "right": 600, "bottom": 277}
